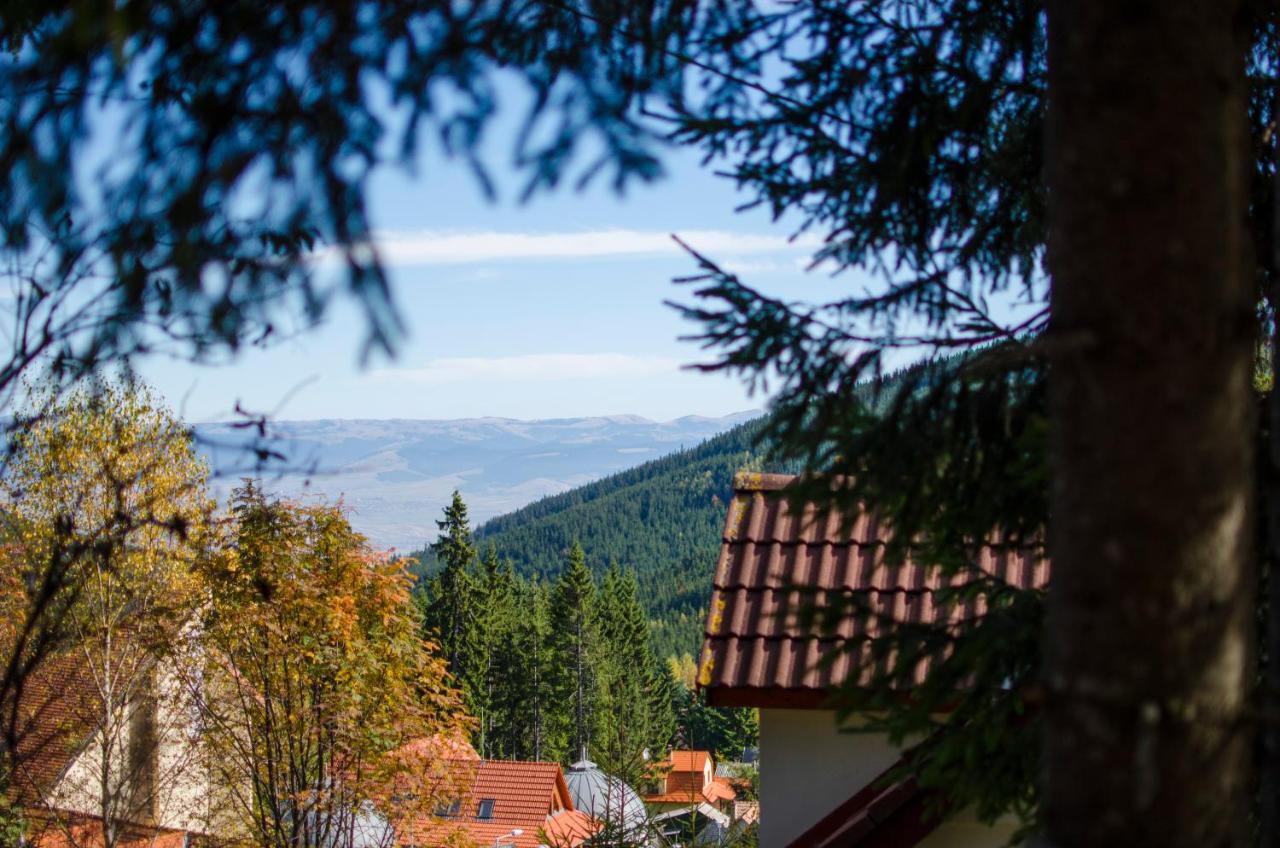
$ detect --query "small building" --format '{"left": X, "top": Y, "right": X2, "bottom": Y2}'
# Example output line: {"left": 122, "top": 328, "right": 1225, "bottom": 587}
{"left": 399, "top": 758, "right": 597, "bottom": 848}
{"left": 698, "top": 473, "right": 1048, "bottom": 848}
{"left": 10, "top": 650, "right": 222, "bottom": 847}
{"left": 642, "top": 751, "right": 738, "bottom": 844}
{"left": 642, "top": 750, "right": 736, "bottom": 815}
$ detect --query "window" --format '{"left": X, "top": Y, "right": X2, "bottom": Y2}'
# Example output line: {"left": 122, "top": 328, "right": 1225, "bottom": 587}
{"left": 477, "top": 798, "right": 496, "bottom": 820}
{"left": 433, "top": 799, "right": 462, "bottom": 818}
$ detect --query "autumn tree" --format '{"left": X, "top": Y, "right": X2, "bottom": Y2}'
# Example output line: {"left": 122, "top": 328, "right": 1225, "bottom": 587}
{"left": 1, "top": 382, "right": 214, "bottom": 847}
{"left": 0, "top": 4, "right": 695, "bottom": 782}
{"left": 195, "top": 482, "right": 469, "bottom": 848}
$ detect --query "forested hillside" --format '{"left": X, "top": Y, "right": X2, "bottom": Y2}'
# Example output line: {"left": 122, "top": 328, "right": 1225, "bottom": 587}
{"left": 414, "top": 415, "right": 793, "bottom": 659}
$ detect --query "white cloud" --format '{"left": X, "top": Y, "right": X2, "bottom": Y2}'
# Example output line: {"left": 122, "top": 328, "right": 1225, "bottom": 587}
{"left": 319, "top": 228, "right": 820, "bottom": 267}
{"left": 371, "top": 353, "right": 684, "bottom": 385}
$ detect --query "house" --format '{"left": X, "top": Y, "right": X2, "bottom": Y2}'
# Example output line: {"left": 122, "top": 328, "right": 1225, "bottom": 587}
{"left": 642, "top": 750, "right": 737, "bottom": 814}
{"left": 398, "top": 758, "right": 597, "bottom": 848}
{"left": 697, "top": 473, "right": 1048, "bottom": 848}
{"left": 8, "top": 649, "right": 224, "bottom": 847}
{"left": 641, "top": 751, "right": 739, "bottom": 844}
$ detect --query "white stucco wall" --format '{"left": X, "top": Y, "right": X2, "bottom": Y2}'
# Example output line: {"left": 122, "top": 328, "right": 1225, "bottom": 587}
{"left": 917, "top": 815, "right": 1020, "bottom": 848}
{"left": 44, "top": 657, "right": 222, "bottom": 836}
{"left": 758, "top": 709, "right": 1018, "bottom": 848}
{"left": 758, "top": 709, "right": 900, "bottom": 848}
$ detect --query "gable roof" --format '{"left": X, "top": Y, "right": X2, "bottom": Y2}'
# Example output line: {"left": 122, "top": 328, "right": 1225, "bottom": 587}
{"left": 667, "top": 750, "right": 711, "bottom": 774}
{"left": 7, "top": 651, "right": 102, "bottom": 804}
{"left": 468, "top": 760, "right": 573, "bottom": 824}
{"left": 643, "top": 750, "right": 736, "bottom": 807}
{"left": 699, "top": 473, "right": 1048, "bottom": 708}
{"left": 643, "top": 778, "right": 737, "bottom": 806}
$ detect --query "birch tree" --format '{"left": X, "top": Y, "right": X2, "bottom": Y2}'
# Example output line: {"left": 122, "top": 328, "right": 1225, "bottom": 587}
{"left": 3, "top": 382, "right": 214, "bottom": 847}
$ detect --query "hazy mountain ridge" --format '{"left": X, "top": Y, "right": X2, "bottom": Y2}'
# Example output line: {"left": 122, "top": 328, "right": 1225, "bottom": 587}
{"left": 440, "top": 415, "right": 793, "bottom": 658}
{"left": 194, "top": 411, "right": 759, "bottom": 552}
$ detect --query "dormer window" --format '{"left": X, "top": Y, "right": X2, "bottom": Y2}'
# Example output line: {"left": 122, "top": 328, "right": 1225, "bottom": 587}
{"left": 477, "top": 798, "right": 496, "bottom": 820}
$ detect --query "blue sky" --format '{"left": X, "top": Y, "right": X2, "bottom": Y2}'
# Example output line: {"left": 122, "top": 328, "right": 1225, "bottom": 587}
{"left": 137, "top": 119, "right": 869, "bottom": 423}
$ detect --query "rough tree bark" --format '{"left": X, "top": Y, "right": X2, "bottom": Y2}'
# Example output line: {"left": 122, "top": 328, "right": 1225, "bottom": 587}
{"left": 1044, "top": 2, "right": 1254, "bottom": 847}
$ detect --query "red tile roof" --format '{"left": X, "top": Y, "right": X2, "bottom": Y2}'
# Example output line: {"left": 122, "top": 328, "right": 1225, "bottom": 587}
{"left": 25, "top": 810, "right": 210, "bottom": 848}
{"left": 699, "top": 473, "right": 1049, "bottom": 707}
{"left": 643, "top": 751, "right": 736, "bottom": 806}
{"left": 643, "top": 777, "right": 737, "bottom": 806}
{"left": 396, "top": 759, "right": 598, "bottom": 848}
{"left": 8, "top": 652, "right": 101, "bottom": 804}
{"left": 540, "top": 809, "right": 598, "bottom": 846}
{"left": 666, "top": 750, "right": 711, "bottom": 774}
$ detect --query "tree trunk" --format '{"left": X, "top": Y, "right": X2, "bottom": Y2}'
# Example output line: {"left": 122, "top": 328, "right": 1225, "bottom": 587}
{"left": 1043, "top": 2, "right": 1254, "bottom": 847}
{"left": 1264, "top": 72, "right": 1280, "bottom": 848}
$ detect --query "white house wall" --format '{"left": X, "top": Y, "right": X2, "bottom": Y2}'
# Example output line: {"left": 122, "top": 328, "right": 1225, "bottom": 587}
{"left": 759, "top": 708, "right": 1022, "bottom": 848}
{"left": 916, "top": 810, "right": 1021, "bottom": 848}
{"left": 43, "top": 657, "right": 223, "bottom": 837}
{"left": 758, "top": 709, "right": 900, "bottom": 848}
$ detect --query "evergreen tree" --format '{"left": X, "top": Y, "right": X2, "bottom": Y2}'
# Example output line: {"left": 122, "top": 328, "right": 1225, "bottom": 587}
{"left": 670, "top": 678, "right": 758, "bottom": 765}
{"left": 472, "top": 543, "right": 517, "bottom": 759}
{"left": 595, "top": 566, "right": 677, "bottom": 772}
{"left": 423, "top": 491, "right": 478, "bottom": 701}
{"left": 500, "top": 576, "right": 552, "bottom": 762}
{"left": 549, "top": 542, "right": 598, "bottom": 764}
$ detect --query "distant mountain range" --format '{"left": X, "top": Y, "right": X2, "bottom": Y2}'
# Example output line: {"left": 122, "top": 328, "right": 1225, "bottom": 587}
{"left": 194, "top": 412, "right": 759, "bottom": 553}
{"left": 408, "top": 415, "right": 796, "bottom": 659}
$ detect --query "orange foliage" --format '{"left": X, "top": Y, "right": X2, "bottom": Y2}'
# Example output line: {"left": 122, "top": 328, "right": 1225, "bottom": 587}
{"left": 195, "top": 483, "right": 472, "bottom": 847}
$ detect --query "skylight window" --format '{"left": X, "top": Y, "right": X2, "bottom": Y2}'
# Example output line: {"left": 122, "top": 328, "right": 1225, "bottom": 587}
{"left": 477, "top": 798, "right": 496, "bottom": 820}
{"left": 433, "top": 799, "right": 462, "bottom": 818}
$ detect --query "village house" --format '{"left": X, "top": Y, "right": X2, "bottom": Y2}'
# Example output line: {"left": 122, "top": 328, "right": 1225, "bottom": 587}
{"left": 698, "top": 473, "right": 1048, "bottom": 848}
{"left": 640, "top": 749, "right": 737, "bottom": 839}
{"left": 398, "top": 751, "right": 597, "bottom": 848}
{"left": 9, "top": 650, "right": 225, "bottom": 847}
{"left": 9, "top": 648, "right": 601, "bottom": 848}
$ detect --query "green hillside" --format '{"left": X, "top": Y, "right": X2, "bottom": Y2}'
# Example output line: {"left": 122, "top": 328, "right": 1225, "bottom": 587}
{"left": 414, "top": 416, "right": 791, "bottom": 659}
{"left": 483, "top": 416, "right": 794, "bottom": 658}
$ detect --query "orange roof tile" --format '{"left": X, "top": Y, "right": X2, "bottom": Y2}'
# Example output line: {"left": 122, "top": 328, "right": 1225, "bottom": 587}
{"left": 397, "top": 759, "right": 596, "bottom": 848}
{"left": 700, "top": 473, "right": 1049, "bottom": 707}
{"left": 541, "top": 810, "right": 598, "bottom": 846}
{"left": 643, "top": 777, "right": 737, "bottom": 806}
{"left": 26, "top": 811, "right": 205, "bottom": 848}
{"left": 8, "top": 653, "right": 101, "bottom": 804}
{"left": 666, "top": 750, "right": 711, "bottom": 774}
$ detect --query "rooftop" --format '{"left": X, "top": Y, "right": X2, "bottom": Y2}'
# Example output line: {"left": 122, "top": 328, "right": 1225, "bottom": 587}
{"left": 698, "top": 472, "right": 1049, "bottom": 708}
{"left": 666, "top": 750, "right": 711, "bottom": 774}
{"left": 397, "top": 758, "right": 597, "bottom": 848}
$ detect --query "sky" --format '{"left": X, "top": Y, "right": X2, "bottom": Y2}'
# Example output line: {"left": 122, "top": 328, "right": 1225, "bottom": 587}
{"left": 134, "top": 99, "right": 873, "bottom": 424}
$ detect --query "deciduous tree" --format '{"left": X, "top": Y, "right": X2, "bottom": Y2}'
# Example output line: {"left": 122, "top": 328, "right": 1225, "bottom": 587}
{"left": 1, "top": 382, "right": 213, "bottom": 847}
{"left": 195, "top": 483, "right": 469, "bottom": 848}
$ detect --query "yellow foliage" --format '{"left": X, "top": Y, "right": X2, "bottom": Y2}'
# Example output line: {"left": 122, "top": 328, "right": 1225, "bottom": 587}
{"left": 196, "top": 484, "right": 472, "bottom": 846}
{"left": 4, "top": 380, "right": 214, "bottom": 650}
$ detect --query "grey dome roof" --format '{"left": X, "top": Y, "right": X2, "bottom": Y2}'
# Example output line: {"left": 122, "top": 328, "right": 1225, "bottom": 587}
{"left": 565, "top": 758, "right": 649, "bottom": 836}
